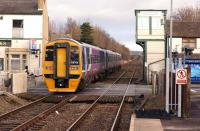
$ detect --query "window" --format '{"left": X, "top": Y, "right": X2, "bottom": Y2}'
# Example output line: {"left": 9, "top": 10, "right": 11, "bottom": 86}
{"left": 13, "top": 20, "right": 23, "bottom": 28}
{"left": 138, "top": 17, "right": 149, "bottom": 29}
{"left": 152, "top": 17, "right": 163, "bottom": 29}
{"left": 182, "top": 38, "right": 196, "bottom": 49}
{"left": 0, "top": 58, "right": 4, "bottom": 71}
{"left": 45, "top": 50, "right": 53, "bottom": 61}
{"left": 10, "top": 55, "right": 20, "bottom": 71}
{"left": 6, "top": 53, "right": 27, "bottom": 72}
{"left": 86, "top": 48, "right": 90, "bottom": 64}
{"left": 22, "top": 55, "right": 27, "bottom": 70}
{"left": 70, "top": 46, "right": 79, "bottom": 65}
{"left": 13, "top": 20, "right": 24, "bottom": 38}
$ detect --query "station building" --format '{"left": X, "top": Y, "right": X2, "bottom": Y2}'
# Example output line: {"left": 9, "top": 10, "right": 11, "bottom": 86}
{"left": 135, "top": 9, "right": 200, "bottom": 84}
{"left": 165, "top": 21, "right": 200, "bottom": 54}
{"left": 0, "top": 0, "right": 49, "bottom": 85}
{"left": 165, "top": 21, "right": 200, "bottom": 83}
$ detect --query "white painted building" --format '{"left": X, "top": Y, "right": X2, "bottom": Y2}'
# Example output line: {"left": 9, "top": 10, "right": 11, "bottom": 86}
{"left": 135, "top": 10, "right": 167, "bottom": 83}
{"left": 166, "top": 21, "right": 200, "bottom": 54}
{"left": 0, "top": 0, "right": 48, "bottom": 81}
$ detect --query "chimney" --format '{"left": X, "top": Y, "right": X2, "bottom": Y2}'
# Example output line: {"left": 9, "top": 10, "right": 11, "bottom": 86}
{"left": 38, "top": 0, "right": 43, "bottom": 10}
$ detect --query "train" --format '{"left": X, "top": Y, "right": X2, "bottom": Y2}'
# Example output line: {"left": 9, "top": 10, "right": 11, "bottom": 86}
{"left": 43, "top": 38, "right": 122, "bottom": 92}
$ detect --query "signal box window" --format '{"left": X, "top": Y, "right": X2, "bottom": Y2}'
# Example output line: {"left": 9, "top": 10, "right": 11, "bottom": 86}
{"left": 70, "top": 46, "right": 79, "bottom": 65}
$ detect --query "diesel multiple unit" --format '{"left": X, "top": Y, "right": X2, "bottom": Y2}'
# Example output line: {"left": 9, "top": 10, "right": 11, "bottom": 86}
{"left": 43, "top": 38, "right": 122, "bottom": 92}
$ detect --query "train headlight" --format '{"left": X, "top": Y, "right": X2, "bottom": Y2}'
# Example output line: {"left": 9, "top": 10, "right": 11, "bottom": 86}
{"left": 45, "top": 66, "right": 53, "bottom": 70}
{"left": 70, "top": 66, "right": 79, "bottom": 70}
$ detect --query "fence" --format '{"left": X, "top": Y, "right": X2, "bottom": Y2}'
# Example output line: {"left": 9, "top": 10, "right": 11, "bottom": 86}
{"left": 0, "top": 73, "right": 10, "bottom": 91}
{"left": 152, "top": 66, "right": 191, "bottom": 117}
{"left": 151, "top": 69, "right": 165, "bottom": 96}
{"left": 28, "top": 75, "right": 46, "bottom": 89}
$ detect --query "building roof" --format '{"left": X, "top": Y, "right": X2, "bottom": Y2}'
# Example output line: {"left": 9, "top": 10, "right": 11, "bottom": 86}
{"left": 166, "top": 21, "right": 200, "bottom": 38}
{"left": 177, "top": 53, "right": 200, "bottom": 59}
{"left": 0, "top": 0, "right": 42, "bottom": 15}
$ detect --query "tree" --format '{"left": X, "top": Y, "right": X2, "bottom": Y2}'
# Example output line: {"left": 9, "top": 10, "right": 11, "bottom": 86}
{"left": 80, "top": 22, "right": 94, "bottom": 44}
{"left": 49, "top": 20, "right": 65, "bottom": 40}
{"left": 173, "top": 6, "right": 200, "bottom": 22}
{"left": 65, "top": 17, "right": 81, "bottom": 41}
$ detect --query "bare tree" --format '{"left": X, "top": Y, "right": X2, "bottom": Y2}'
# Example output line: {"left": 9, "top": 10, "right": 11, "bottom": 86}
{"left": 49, "top": 19, "right": 65, "bottom": 40}
{"left": 173, "top": 6, "right": 200, "bottom": 21}
{"left": 65, "top": 18, "right": 81, "bottom": 41}
{"left": 49, "top": 18, "right": 131, "bottom": 60}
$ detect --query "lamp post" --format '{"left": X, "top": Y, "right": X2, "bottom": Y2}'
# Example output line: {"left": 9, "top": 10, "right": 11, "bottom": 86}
{"left": 166, "top": 0, "right": 173, "bottom": 113}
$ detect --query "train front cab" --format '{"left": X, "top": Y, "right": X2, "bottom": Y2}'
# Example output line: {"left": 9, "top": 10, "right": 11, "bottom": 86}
{"left": 43, "top": 39, "right": 82, "bottom": 92}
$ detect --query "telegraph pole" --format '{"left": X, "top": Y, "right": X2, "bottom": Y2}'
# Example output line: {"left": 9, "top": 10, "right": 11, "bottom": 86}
{"left": 166, "top": 0, "right": 173, "bottom": 113}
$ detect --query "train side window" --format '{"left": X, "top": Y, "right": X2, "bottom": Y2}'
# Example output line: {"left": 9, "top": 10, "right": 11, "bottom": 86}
{"left": 45, "top": 50, "right": 53, "bottom": 61}
{"left": 82, "top": 48, "right": 85, "bottom": 70}
{"left": 70, "top": 46, "right": 79, "bottom": 65}
{"left": 86, "top": 48, "right": 90, "bottom": 64}
{"left": 91, "top": 56, "right": 93, "bottom": 64}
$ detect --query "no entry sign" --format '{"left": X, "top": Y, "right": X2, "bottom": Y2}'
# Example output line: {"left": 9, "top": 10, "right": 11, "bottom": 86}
{"left": 176, "top": 68, "right": 187, "bottom": 85}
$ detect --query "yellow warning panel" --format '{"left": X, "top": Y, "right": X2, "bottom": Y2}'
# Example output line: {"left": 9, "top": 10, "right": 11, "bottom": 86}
{"left": 57, "top": 48, "right": 66, "bottom": 77}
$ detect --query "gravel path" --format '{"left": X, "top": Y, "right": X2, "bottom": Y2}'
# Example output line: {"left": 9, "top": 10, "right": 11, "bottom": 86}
{"left": 36, "top": 103, "right": 91, "bottom": 131}
{"left": 0, "top": 95, "right": 22, "bottom": 115}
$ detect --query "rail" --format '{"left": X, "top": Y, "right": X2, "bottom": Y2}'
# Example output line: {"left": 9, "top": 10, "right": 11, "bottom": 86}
{"left": 110, "top": 71, "right": 135, "bottom": 131}
{"left": 11, "top": 96, "right": 71, "bottom": 131}
{"left": 0, "top": 95, "right": 48, "bottom": 120}
{"left": 66, "top": 71, "right": 126, "bottom": 131}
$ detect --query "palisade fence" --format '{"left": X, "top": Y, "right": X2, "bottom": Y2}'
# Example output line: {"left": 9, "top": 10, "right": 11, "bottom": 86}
{"left": 151, "top": 69, "right": 166, "bottom": 96}
{"left": 148, "top": 59, "right": 165, "bottom": 96}
{"left": 151, "top": 66, "right": 191, "bottom": 117}
{"left": 28, "top": 75, "right": 46, "bottom": 88}
{"left": 0, "top": 73, "right": 46, "bottom": 91}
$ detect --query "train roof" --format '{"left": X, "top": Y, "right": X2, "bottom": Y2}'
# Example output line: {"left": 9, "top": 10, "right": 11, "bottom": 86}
{"left": 106, "top": 49, "right": 121, "bottom": 56}
{"left": 54, "top": 38, "right": 82, "bottom": 45}
{"left": 81, "top": 42, "right": 106, "bottom": 52}
{"left": 82, "top": 43, "right": 121, "bottom": 56}
{"left": 51, "top": 38, "right": 121, "bottom": 56}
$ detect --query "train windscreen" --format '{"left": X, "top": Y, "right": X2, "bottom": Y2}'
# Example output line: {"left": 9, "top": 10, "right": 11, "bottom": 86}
{"left": 70, "top": 46, "right": 79, "bottom": 65}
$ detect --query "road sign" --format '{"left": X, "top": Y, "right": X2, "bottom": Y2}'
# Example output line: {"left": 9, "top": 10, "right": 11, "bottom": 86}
{"left": 176, "top": 68, "right": 187, "bottom": 85}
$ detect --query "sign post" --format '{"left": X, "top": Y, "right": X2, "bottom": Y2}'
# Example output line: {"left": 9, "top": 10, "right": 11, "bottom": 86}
{"left": 176, "top": 68, "right": 187, "bottom": 85}
{"left": 176, "top": 58, "right": 188, "bottom": 117}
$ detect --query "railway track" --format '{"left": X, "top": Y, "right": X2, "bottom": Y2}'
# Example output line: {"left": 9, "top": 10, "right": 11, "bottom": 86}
{"left": 0, "top": 95, "right": 71, "bottom": 131}
{"left": 0, "top": 61, "right": 141, "bottom": 131}
{"left": 66, "top": 70, "right": 136, "bottom": 131}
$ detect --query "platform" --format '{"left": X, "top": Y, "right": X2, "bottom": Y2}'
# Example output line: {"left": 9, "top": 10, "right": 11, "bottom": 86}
{"left": 129, "top": 115, "right": 163, "bottom": 131}
{"left": 162, "top": 86, "right": 200, "bottom": 131}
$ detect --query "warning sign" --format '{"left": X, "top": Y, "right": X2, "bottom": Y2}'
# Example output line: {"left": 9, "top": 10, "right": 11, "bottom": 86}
{"left": 176, "top": 68, "right": 187, "bottom": 85}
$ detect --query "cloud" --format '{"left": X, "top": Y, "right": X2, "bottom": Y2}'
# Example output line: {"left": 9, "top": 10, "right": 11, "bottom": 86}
{"left": 47, "top": 0, "right": 198, "bottom": 51}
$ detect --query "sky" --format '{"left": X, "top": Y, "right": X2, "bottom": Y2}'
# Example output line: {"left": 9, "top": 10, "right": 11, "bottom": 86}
{"left": 47, "top": 0, "right": 199, "bottom": 51}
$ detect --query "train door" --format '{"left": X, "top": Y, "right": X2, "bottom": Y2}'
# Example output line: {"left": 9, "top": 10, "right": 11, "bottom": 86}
{"left": 82, "top": 47, "right": 88, "bottom": 79}
{"left": 105, "top": 51, "right": 108, "bottom": 70}
{"left": 82, "top": 47, "right": 86, "bottom": 71}
{"left": 86, "top": 47, "right": 91, "bottom": 71}
{"left": 54, "top": 43, "right": 70, "bottom": 88}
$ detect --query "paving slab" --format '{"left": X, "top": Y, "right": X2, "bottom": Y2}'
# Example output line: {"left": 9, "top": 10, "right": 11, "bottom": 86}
{"left": 130, "top": 114, "right": 163, "bottom": 131}
{"left": 162, "top": 87, "right": 200, "bottom": 131}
